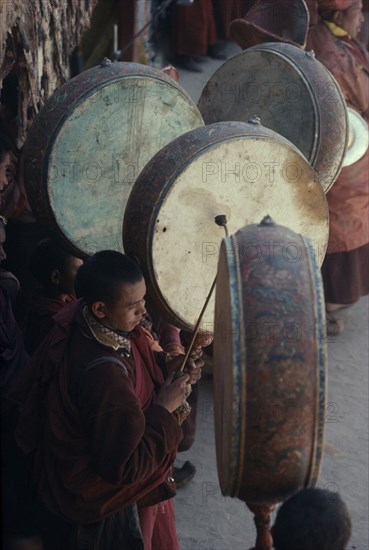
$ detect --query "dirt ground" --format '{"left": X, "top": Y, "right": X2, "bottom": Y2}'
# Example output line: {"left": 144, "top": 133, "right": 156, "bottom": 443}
{"left": 170, "top": 45, "right": 369, "bottom": 550}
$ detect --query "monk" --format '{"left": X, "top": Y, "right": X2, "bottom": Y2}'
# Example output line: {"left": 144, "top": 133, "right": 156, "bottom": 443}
{"left": 22, "top": 238, "right": 83, "bottom": 355}
{"left": 10, "top": 251, "right": 203, "bottom": 550}
{"left": 171, "top": 0, "right": 224, "bottom": 72}
{"left": 0, "top": 132, "right": 48, "bottom": 323}
{"left": 1, "top": 215, "right": 44, "bottom": 550}
{"left": 306, "top": 0, "right": 369, "bottom": 335}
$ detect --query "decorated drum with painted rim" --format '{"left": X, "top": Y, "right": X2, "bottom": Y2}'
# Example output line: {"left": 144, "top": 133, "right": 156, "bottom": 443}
{"left": 213, "top": 217, "right": 327, "bottom": 504}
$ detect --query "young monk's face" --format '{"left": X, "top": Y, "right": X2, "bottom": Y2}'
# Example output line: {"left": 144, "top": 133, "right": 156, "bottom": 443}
{"left": 98, "top": 277, "right": 147, "bottom": 332}
{"left": 339, "top": 1, "right": 364, "bottom": 38}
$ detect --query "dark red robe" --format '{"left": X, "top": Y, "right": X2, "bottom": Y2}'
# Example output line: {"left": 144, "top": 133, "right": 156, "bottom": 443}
{"left": 172, "top": 0, "right": 217, "bottom": 57}
{"left": 307, "top": 20, "right": 369, "bottom": 303}
{"left": 2, "top": 220, "right": 48, "bottom": 322}
{"left": 11, "top": 301, "right": 183, "bottom": 547}
{"left": 22, "top": 291, "right": 76, "bottom": 355}
{"left": 0, "top": 269, "right": 33, "bottom": 542}
{"left": 307, "top": 21, "right": 369, "bottom": 255}
{"left": 212, "top": 0, "right": 242, "bottom": 40}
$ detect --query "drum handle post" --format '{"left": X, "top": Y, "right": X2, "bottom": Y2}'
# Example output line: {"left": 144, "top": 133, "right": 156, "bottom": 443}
{"left": 178, "top": 215, "right": 229, "bottom": 372}
{"left": 246, "top": 503, "right": 276, "bottom": 550}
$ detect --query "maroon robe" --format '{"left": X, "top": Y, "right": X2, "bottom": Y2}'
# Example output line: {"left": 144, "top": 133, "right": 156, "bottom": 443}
{"left": 307, "top": 20, "right": 369, "bottom": 303}
{"left": 2, "top": 219, "right": 48, "bottom": 322}
{"left": 172, "top": 0, "right": 218, "bottom": 56}
{"left": 145, "top": 308, "right": 197, "bottom": 453}
{"left": 22, "top": 290, "right": 76, "bottom": 355}
{"left": 1, "top": 269, "right": 33, "bottom": 542}
{"left": 11, "top": 301, "right": 183, "bottom": 528}
{"left": 212, "top": 0, "right": 242, "bottom": 40}
{"left": 307, "top": 22, "right": 369, "bottom": 254}
{"left": 358, "top": 0, "right": 369, "bottom": 50}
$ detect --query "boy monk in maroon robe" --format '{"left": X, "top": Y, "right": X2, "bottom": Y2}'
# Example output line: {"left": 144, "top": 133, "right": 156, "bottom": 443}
{"left": 10, "top": 251, "right": 203, "bottom": 550}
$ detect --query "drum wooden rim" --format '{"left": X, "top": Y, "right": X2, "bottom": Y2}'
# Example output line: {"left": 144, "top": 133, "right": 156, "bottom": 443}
{"left": 213, "top": 222, "right": 327, "bottom": 504}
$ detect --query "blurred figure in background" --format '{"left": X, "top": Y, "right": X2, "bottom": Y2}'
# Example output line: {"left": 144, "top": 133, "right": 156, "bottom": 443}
{"left": 170, "top": 0, "right": 226, "bottom": 72}
{"left": 212, "top": 0, "right": 242, "bottom": 42}
{"left": 0, "top": 215, "right": 27, "bottom": 399}
{"left": 0, "top": 132, "right": 48, "bottom": 324}
{"left": 1, "top": 215, "right": 44, "bottom": 550}
{"left": 307, "top": 0, "right": 369, "bottom": 335}
{"left": 22, "top": 238, "right": 83, "bottom": 356}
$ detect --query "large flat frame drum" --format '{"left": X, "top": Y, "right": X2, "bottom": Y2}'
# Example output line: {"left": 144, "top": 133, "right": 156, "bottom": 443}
{"left": 123, "top": 120, "right": 328, "bottom": 334}
{"left": 198, "top": 43, "right": 348, "bottom": 193}
{"left": 22, "top": 61, "right": 204, "bottom": 256}
{"left": 213, "top": 218, "right": 327, "bottom": 505}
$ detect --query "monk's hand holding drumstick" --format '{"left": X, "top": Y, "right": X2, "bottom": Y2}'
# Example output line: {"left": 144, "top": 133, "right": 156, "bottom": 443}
{"left": 166, "top": 351, "right": 204, "bottom": 386}
{"left": 156, "top": 372, "right": 190, "bottom": 413}
{"left": 161, "top": 353, "right": 204, "bottom": 424}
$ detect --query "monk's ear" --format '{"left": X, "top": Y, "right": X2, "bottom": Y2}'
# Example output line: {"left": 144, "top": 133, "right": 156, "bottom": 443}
{"left": 332, "top": 10, "right": 343, "bottom": 26}
{"left": 91, "top": 301, "right": 107, "bottom": 319}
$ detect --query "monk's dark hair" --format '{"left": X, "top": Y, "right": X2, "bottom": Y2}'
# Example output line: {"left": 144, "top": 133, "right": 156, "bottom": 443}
{"left": 272, "top": 488, "right": 352, "bottom": 550}
{"left": 30, "top": 238, "right": 76, "bottom": 288}
{"left": 75, "top": 250, "right": 143, "bottom": 306}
